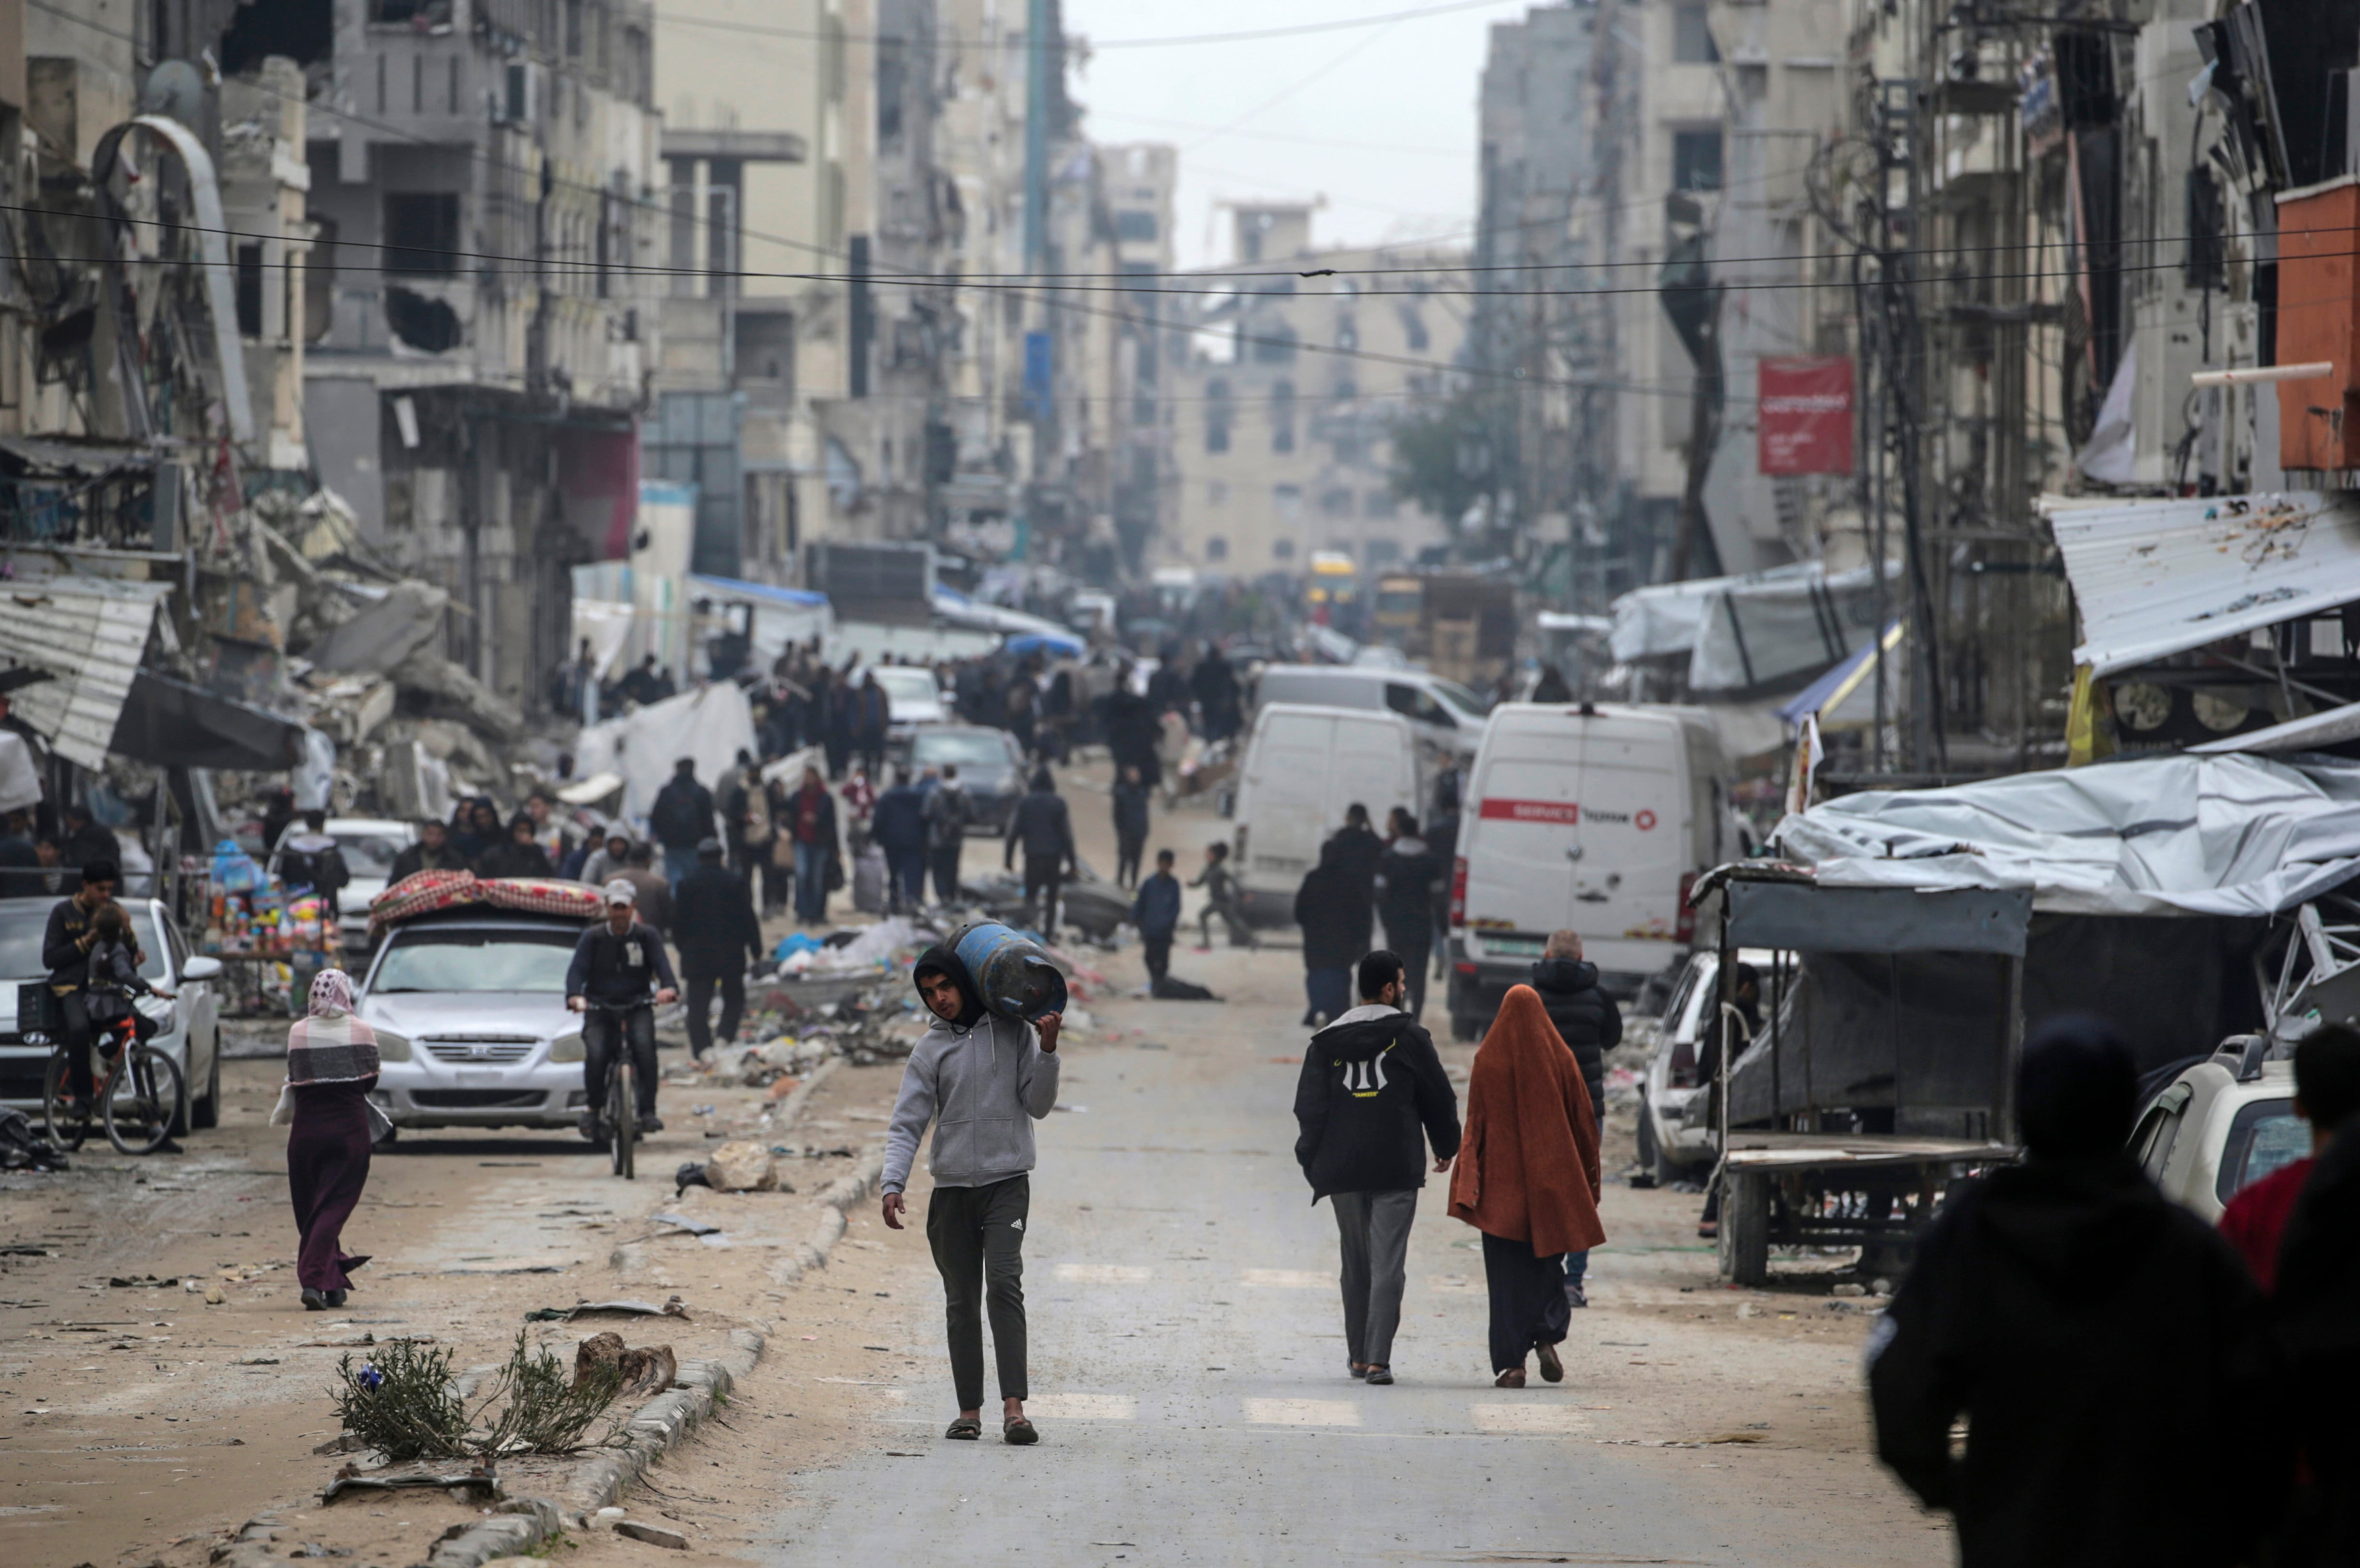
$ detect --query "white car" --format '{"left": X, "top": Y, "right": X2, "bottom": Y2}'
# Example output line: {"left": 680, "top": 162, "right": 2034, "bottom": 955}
{"left": 271, "top": 818, "right": 419, "bottom": 953}
{"left": 2131, "top": 1036, "right": 2311, "bottom": 1225}
{"left": 357, "top": 907, "right": 598, "bottom": 1138}
{"left": 0, "top": 894, "right": 225, "bottom": 1134}
{"left": 1636, "top": 946, "right": 1779, "bottom": 1183}
{"left": 870, "top": 665, "right": 948, "bottom": 740}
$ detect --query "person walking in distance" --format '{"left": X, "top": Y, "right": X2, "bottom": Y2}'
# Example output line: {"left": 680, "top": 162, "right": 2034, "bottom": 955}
{"left": 1449, "top": 985, "right": 1605, "bottom": 1387}
{"left": 881, "top": 947, "right": 1064, "bottom": 1446}
{"left": 670, "top": 839, "right": 764, "bottom": 1060}
{"left": 1294, "top": 950, "right": 1461, "bottom": 1385}
{"left": 1004, "top": 768, "right": 1076, "bottom": 935}
{"left": 922, "top": 764, "right": 970, "bottom": 906}
{"left": 787, "top": 765, "right": 839, "bottom": 926}
{"left": 1294, "top": 839, "right": 1371, "bottom": 1028}
{"left": 277, "top": 969, "right": 384, "bottom": 1311}
{"left": 1191, "top": 841, "right": 1256, "bottom": 950}
{"left": 1376, "top": 809, "right": 1441, "bottom": 1021}
{"left": 650, "top": 758, "right": 716, "bottom": 890}
{"left": 42, "top": 859, "right": 136, "bottom": 1116}
{"left": 872, "top": 766, "right": 930, "bottom": 914}
{"left": 1111, "top": 764, "right": 1150, "bottom": 890}
{"left": 1133, "top": 849, "right": 1183, "bottom": 991}
{"left": 1869, "top": 1017, "right": 2287, "bottom": 1568}
{"left": 1527, "top": 930, "right": 1621, "bottom": 1307}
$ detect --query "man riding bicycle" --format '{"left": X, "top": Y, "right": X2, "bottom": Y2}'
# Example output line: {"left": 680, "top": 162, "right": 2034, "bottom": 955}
{"left": 41, "top": 857, "right": 142, "bottom": 1115}
{"left": 565, "top": 879, "right": 679, "bottom": 1140}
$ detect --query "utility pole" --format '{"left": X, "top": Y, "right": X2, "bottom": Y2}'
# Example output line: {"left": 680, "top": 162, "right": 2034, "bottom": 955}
{"left": 1023, "top": 0, "right": 1051, "bottom": 275}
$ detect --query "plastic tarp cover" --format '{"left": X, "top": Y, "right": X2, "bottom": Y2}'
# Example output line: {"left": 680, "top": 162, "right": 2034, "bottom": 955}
{"left": 572, "top": 682, "right": 759, "bottom": 824}
{"left": 1607, "top": 561, "right": 1821, "bottom": 663}
{"left": 1772, "top": 752, "right": 2360, "bottom": 917}
{"left": 0, "top": 732, "right": 39, "bottom": 815}
{"left": 1688, "top": 562, "right": 1895, "bottom": 693}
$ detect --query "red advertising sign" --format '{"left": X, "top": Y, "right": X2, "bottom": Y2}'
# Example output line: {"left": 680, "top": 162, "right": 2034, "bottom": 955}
{"left": 1478, "top": 799, "right": 1580, "bottom": 826}
{"left": 1758, "top": 356, "right": 1855, "bottom": 476}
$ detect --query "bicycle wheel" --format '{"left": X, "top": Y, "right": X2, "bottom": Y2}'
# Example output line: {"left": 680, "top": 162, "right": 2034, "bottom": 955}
{"left": 104, "top": 1046, "right": 185, "bottom": 1157}
{"left": 42, "top": 1052, "right": 90, "bottom": 1152}
{"left": 609, "top": 1060, "right": 636, "bottom": 1180}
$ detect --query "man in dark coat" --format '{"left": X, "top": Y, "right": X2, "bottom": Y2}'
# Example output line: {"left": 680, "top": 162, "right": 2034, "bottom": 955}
{"left": 1529, "top": 930, "right": 1622, "bottom": 1306}
{"left": 2275, "top": 1040, "right": 2360, "bottom": 1560}
{"left": 871, "top": 766, "right": 930, "bottom": 913}
{"left": 1868, "top": 1016, "right": 2287, "bottom": 1568}
{"left": 1003, "top": 768, "right": 1075, "bottom": 935}
{"left": 1101, "top": 678, "right": 1161, "bottom": 791}
{"left": 389, "top": 818, "right": 466, "bottom": 881}
{"left": 1191, "top": 644, "right": 1239, "bottom": 741}
{"left": 849, "top": 673, "right": 891, "bottom": 781}
{"left": 1293, "top": 949, "right": 1461, "bottom": 1384}
{"left": 1294, "top": 838, "right": 1371, "bottom": 1028}
{"left": 1326, "top": 805, "right": 1385, "bottom": 906}
{"left": 477, "top": 814, "right": 555, "bottom": 879}
{"left": 1111, "top": 765, "right": 1150, "bottom": 889}
{"left": 671, "top": 839, "right": 765, "bottom": 1059}
{"left": 1376, "top": 809, "right": 1441, "bottom": 1021}
{"left": 649, "top": 758, "right": 716, "bottom": 890}
{"left": 58, "top": 803, "right": 116, "bottom": 871}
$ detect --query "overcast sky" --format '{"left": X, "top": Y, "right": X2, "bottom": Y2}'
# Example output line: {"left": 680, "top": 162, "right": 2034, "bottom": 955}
{"left": 1062, "top": 0, "right": 1539, "bottom": 270}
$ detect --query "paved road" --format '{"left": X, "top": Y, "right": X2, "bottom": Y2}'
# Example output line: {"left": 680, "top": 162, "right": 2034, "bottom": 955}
{"left": 762, "top": 955, "right": 1938, "bottom": 1567}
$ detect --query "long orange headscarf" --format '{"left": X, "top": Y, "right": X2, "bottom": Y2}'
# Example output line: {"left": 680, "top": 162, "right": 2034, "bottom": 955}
{"left": 1447, "top": 983, "right": 1606, "bottom": 1256}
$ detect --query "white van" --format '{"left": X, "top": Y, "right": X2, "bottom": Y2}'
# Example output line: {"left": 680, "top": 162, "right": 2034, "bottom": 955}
{"left": 1252, "top": 663, "right": 1491, "bottom": 757}
{"left": 1231, "top": 703, "right": 1425, "bottom": 924}
{"left": 1447, "top": 702, "right": 1732, "bottom": 1036}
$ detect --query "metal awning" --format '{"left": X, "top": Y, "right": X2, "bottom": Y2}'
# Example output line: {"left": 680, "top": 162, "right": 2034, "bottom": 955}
{"left": 2192, "top": 699, "right": 2360, "bottom": 754}
{"left": 0, "top": 573, "right": 173, "bottom": 769}
{"left": 2043, "top": 491, "right": 2360, "bottom": 675}
{"left": 1727, "top": 879, "right": 2032, "bottom": 955}
{"left": 109, "top": 671, "right": 307, "bottom": 772}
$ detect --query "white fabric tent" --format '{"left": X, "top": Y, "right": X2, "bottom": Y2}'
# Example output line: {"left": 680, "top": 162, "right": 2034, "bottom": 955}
{"left": 1772, "top": 752, "right": 2360, "bottom": 917}
{"left": 572, "top": 682, "right": 760, "bottom": 825}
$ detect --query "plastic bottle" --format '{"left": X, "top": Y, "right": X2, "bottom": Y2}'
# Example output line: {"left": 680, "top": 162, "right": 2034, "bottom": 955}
{"left": 948, "top": 921, "right": 1069, "bottom": 1021}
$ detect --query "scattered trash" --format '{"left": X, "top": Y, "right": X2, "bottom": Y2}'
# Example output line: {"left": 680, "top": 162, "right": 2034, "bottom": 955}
{"left": 526, "top": 1297, "right": 689, "bottom": 1322}
{"left": 237, "top": 1356, "right": 282, "bottom": 1367}
{"left": 321, "top": 1463, "right": 497, "bottom": 1504}
{"left": 651, "top": 1213, "right": 722, "bottom": 1236}
{"left": 572, "top": 1331, "right": 677, "bottom": 1396}
{"left": 107, "top": 1276, "right": 182, "bottom": 1289}
{"left": 673, "top": 1162, "right": 713, "bottom": 1197}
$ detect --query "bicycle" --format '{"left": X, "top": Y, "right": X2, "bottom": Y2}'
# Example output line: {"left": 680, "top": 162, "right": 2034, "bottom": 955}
{"left": 578, "top": 999, "right": 651, "bottom": 1180}
{"left": 38, "top": 1010, "right": 185, "bottom": 1157}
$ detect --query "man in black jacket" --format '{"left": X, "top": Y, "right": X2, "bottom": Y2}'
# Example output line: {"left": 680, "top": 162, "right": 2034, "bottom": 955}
{"left": 43, "top": 859, "right": 135, "bottom": 1108}
{"left": 671, "top": 839, "right": 764, "bottom": 1059}
{"left": 388, "top": 819, "right": 466, "bottom": 881}
{"left": 1294, "top": 838, "right": 1372, "bottom": 1027}
{"left": 1003, "top": 768, "right": 1075, "bottom": 935}
{"left": 649, "top": 758, "right": 716, "bottom": 891}
{"left": 1530, "top": 930, "right": 1620, "bottom": 1306}
{"left": 566, "top": 880, "right": 680, "bottom": 1136}
{"left": 1293, "top": 950, "right": 1461, "bottom": 1386}
{"left": 1868, "top": 1016, "right": 2286, "bottom": 1568}
{"left": 1111, "top": 765, "right": 1150, "bottom": 889}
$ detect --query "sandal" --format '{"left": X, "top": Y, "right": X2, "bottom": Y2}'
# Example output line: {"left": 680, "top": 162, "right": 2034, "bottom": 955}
{"left": 1494, "top": 1367, "right": 1526, "bottom": 1388}
{"left": 1003, "top": 1416, "right": 1040, "bottom": 1446}
{"left": 944, "top": 1417, "right": 982, "bottom": 1440}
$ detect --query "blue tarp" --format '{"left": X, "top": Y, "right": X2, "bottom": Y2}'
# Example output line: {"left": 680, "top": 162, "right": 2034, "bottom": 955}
{"left": 1777, "top": 621, "right": 1900, "bottom": 724}
{"left": 690, "top": 574, "right": 829, "bottom": 608}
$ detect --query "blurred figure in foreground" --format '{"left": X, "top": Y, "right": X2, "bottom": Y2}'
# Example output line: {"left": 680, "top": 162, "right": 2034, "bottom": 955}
{"left": 2270, "top": 1024, "right": 2360, "bottom": 1564}
{"left": 1869, "top": 1015, "right": 2286, "bottom": 1568}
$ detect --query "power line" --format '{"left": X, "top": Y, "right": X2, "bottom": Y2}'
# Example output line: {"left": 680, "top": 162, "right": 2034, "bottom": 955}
{"left": 655, "top": 0, "right": 1525, "bottom": 52}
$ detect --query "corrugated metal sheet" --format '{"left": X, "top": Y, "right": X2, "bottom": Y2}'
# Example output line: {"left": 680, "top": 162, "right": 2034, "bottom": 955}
{"left": 0, "top": 575, "right": 172, "bottom": 769}
{"left": 2044, "top": 491, "right": 2360, "bottom": 675}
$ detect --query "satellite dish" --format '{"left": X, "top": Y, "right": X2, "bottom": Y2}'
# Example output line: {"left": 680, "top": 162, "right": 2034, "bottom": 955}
{"left": 142, "top": 60, "right": 208, "bottom": 127}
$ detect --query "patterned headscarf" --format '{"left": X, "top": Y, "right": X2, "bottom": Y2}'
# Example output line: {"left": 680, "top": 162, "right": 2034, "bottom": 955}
{"left": 309, "top": 967, "right": 356, "bottom": 1018}
{"left": 287, "top": 968, "right": 378, "bottom": 1087}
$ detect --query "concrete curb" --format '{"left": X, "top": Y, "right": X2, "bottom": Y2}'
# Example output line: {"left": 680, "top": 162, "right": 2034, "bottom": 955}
{"left": 420, "top": 1327, "right": 767, "bottom": 1568}
{"left": 769, "top": 1143, "right": 886, "bottom": 1285}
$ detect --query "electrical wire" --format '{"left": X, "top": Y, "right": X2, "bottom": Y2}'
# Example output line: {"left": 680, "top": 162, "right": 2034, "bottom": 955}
{"left": 656, "top": 0, "right": 1527, "bottom": 52}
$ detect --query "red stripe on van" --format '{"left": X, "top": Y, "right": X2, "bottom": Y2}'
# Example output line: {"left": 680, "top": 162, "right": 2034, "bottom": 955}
{"left": 1478, "top": 799, "right": 1580, "bottom": 825}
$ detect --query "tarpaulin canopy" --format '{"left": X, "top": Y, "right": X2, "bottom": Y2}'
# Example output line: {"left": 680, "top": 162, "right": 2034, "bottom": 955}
{"left": 1607, "top": 561, "right": 1896, "bottom": 693}
{"left": 690, "top": 574, "right": 835, "bottom": 670}
{"left": 1777, "top": 621, "right": 1904, "bottom": 728}
{"left": 572, "top": 681, "right": 759, "bottom": 822}
{"left": 0, "top": 573, "right": 173, "bottom": 769}
{"left": 928, "top": 585, "right": 1083, "bottom": 649}
{"left": 2043, "top": 491, "right": 2360, "bottom": 676}
{"left": 1772, "top": 752, "right": 2360, "bottom": 917}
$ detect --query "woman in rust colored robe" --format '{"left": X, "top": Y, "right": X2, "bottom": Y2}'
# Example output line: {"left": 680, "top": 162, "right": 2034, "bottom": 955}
{"left": 1449, "top": 984, "right": 1606, "bottom": 1386}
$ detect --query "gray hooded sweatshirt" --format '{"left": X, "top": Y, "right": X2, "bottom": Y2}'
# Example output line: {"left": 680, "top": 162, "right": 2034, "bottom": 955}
{"left": 881, "top": 1009, "right": 1061, "bottom": 1195}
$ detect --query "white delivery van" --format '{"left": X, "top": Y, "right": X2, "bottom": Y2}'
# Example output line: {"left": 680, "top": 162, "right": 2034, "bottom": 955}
{"left": 1230, "top": 703, "right": 1425, "bottom": 925}
{"left": 1252, "top": 664, "right": 1491, "bottom": 757}
{"left": 1446, "top": 702, "right": 1732, "bottom": 1037}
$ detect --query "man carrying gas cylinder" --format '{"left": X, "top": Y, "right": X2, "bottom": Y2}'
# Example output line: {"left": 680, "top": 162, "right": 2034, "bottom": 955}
{"left": 880, "top": 931, "right": 1064, "bottom": 1446}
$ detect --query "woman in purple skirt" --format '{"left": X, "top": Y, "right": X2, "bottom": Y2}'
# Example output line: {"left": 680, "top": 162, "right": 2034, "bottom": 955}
{"left": 274, "top": 969, "right": 383, "bottom": 1311}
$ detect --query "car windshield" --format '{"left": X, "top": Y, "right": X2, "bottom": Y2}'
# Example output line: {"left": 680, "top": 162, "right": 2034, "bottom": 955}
{"left": 369, "top": 926, "right": 581, "bottom": 994}
{"left": 0, "top": 902, "right": 169, "bottom": 981}
{"left": 914, "top": 731, "right": 1015, "bottom": 768}
{"left": 873, "top": 669, "right": 940, "bottom": 705}
{"left": 334, "top": 830, "right": 410, "bottom": 878}
{"left": 1430, "top": 678, "right": 1491, "bottom": 719}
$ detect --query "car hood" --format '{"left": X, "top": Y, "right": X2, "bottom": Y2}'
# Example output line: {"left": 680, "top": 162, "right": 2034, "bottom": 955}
{"left": 359, "top": 991, "right": 574, "bottom": 1040}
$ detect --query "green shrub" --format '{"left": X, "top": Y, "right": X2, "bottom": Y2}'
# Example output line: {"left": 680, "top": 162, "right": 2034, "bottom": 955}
{"left": 332, "top": 1339, "right": 466, "bottom": 1461}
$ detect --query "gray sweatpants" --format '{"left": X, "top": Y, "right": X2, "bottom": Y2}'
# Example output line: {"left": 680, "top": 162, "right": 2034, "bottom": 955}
{"left": 1332, "top": 1189, "right": 1418, "bottom": 1368}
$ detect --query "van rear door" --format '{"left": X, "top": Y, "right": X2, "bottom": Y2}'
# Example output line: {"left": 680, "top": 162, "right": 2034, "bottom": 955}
{"left": 1462, "top": 719, "right": 1579, "bottom": 959}
{"left": 1571, "top": 714, "right": 1689, "bottom": 967}
{"left": 1240, "top": 709, "right": 1333, "bottom": 890}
